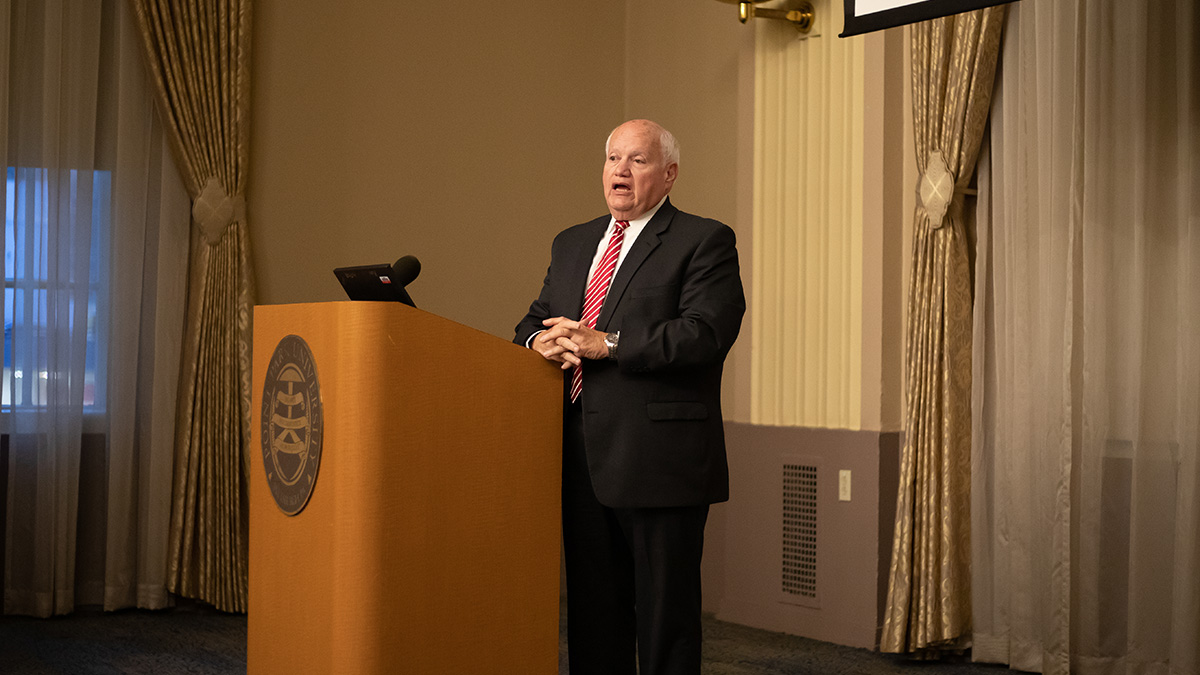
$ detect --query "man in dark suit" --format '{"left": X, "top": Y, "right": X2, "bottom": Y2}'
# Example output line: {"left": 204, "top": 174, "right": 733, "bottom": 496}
{"left": 514, "top": 119, "right": 745, "bottom": 675}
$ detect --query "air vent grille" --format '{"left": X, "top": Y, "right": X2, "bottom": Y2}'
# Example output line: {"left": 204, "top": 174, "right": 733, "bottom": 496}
{"left": 782, "top": 463, "right": 818, "bottom": 602}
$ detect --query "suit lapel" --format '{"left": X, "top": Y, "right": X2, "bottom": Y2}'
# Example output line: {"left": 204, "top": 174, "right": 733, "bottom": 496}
{"left": 595, "top": 200, "right": 676, "bottom": 331}
{"left": 568, "top": 217, "right": 610, "bottom": 315}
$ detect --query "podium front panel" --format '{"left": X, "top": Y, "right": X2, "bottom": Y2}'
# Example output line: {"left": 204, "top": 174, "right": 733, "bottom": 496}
{"left": 250, "top": 302, "right": 562, "bottom": 674}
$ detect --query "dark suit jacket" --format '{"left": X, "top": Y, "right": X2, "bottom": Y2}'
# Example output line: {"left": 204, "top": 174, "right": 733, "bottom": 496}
{"left": 514, "top": 199, "right": 745, "bottom": 509}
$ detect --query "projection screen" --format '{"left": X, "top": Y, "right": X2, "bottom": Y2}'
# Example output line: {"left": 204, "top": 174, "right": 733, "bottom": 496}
{"left": 841, "top": 0, "right": 1016, "bottom": 37}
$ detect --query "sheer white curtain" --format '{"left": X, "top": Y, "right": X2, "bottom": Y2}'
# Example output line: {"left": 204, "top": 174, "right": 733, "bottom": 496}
{"left": 2, "top": 0, "right": 188, "bottom": 617}
{"left": 972, "top": 2, "right": 1199, "bottom": 674}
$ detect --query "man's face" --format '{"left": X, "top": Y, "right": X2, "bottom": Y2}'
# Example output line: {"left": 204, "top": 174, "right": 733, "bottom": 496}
{"left": 602, "top": 121, "right": 677, "bottom": 221}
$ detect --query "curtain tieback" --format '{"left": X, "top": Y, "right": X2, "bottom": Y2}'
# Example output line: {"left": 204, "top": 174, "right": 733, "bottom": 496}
{"left": 192, "top": 176, "right": 246, "bottom": 244}
{"left": 917, "top": 149, "right": 973, "bottom": 229}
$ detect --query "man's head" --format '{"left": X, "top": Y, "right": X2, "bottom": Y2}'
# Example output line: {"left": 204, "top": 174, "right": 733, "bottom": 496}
{"left": 602, "top": 119, "right": 679, "bottom": 221}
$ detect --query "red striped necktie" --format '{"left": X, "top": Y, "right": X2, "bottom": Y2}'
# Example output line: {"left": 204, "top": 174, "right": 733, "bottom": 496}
{"left": 570, "top": 220, "right": 629, "bottom": 403}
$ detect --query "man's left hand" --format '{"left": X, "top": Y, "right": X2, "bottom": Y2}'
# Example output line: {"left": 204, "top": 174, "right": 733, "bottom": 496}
{"left": 541, "top": 317, "right": 609, "bottom": 362}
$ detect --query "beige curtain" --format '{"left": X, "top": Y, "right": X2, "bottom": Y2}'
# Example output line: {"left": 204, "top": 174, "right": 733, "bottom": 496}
{"left": 880, "top": 7, "right": 1005, "bottom": 653}
{"left": 130, "top": 0, "right": 254, "bottom": 613}
{"left": 973, "top": 2, "right": 1199, "bottom": 673}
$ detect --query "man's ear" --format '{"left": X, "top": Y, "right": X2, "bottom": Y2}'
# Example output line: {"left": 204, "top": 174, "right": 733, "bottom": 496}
{"left": 665, "top": 163, "right": 678, "bottom": 188}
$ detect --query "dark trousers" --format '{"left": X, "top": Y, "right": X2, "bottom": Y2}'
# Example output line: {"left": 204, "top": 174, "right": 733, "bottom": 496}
{"left": 562, "top": 405, "right": 710, "bottom": 675}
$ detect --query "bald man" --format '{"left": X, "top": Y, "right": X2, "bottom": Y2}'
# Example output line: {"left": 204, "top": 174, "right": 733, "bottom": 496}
{"left": 515, "top": 120, "right": 745, "bottom": 675}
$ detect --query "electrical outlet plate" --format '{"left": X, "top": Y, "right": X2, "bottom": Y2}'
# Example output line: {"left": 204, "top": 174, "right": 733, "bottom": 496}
{"left": 838, "top": 470, "right": 851, "bottom": 501}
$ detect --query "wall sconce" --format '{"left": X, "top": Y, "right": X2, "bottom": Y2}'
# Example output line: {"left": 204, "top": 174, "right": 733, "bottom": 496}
{"left": 718, "top": 0, "right": 816, "bottom": 34}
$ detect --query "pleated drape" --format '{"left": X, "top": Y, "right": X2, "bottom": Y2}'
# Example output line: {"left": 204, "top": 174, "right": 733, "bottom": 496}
{"left": 129, "top": 0, "right": 253, "bottom": 613}
{"left": 880, "top": 7, "right": 1005, "bottom": 653}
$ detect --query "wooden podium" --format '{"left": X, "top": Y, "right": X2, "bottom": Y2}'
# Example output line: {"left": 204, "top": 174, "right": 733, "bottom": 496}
{"left": 249, "top": 302, "right": 563, "bottom": 674}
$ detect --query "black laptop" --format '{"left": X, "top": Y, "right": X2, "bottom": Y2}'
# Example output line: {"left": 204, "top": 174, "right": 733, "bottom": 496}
{"left": 333, "top": 263, "right": 415, "bottom": 307}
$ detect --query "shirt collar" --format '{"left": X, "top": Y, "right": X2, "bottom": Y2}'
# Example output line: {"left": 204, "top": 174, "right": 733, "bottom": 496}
{"left": 609, "top": 195, "right": 668, "bottom": 230}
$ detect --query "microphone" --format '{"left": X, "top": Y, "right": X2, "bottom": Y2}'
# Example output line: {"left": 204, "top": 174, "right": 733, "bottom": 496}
{"left": 390, "top": 255, "right": 421, "bottom": 287}
{"left": 389, "top": 255, "right": 420, "bottom": 308}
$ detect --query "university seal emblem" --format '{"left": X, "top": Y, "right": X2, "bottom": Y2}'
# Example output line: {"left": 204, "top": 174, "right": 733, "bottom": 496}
{"left": 260, "top": 335, "right": 323, "bottom": 516}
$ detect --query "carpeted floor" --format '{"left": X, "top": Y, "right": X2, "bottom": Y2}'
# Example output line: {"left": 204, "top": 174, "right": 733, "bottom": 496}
{"left": 693, "top": 619, "right": 1012, "bottom": 675}
{"left": 0, "top": 604, "right": 245, "bottom": 674}
{"left": 0, "top": 602, "right": 1017, "bottom": 674}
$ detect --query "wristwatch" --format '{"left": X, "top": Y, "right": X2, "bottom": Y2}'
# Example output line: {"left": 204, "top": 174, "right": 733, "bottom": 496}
{"left": 604, "top": 331, "right": 620, "bottom": 360}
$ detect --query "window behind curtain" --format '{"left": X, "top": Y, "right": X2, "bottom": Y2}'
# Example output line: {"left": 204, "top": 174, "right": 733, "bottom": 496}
{"left": 3, "top": 166, "right": 108, "bottom": 411}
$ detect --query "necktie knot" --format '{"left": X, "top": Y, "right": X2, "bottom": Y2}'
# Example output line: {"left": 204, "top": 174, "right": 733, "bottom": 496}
{"left": 615, "top": 220, "right": 630, "bottom": 231}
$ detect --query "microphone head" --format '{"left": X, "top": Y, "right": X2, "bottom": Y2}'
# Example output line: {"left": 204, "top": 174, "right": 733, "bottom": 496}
{"left": 390, "top": 255, "right": 421, "bottom": 286}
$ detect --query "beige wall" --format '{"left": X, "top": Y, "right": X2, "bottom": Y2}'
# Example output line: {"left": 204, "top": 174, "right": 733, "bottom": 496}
{"left": 859, "top": 27, "right": 907, "bottom": 433}
{"left": 251, "top": 0, "right": 758, "bottom": 400}
{"left": 250, "top": 1, "right": 625, "bottom": 339}
{"left": 623, "top": 1, "right": 746, "bottom": 228}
